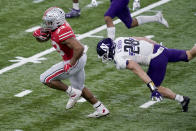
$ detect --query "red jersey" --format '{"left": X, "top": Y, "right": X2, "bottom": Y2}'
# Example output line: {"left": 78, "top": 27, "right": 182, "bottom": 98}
{"left": 51, "top": 22, "right": 76, "bottom": 61}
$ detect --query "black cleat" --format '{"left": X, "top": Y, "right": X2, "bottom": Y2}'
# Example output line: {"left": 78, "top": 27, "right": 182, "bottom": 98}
{"left": 181, "top": 96, "right": 190, "bottom": 112}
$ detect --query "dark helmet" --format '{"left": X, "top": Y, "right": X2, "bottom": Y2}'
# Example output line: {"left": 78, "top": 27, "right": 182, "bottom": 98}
{"left": 97, "top": 38, "right": 115, "bottom": 62}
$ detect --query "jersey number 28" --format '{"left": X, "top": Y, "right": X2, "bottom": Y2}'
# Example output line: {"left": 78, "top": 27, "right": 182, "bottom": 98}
{"left": 124, "top": 39, "right": 140, "bottom": 54}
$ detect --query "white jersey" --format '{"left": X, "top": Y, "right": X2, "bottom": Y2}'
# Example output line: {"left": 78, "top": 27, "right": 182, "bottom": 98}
{"left": 114, "top": 37, "right": 164, "bottom": 69}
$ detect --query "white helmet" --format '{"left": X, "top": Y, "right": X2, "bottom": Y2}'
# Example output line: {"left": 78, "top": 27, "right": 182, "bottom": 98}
{"left": 42, "top": 7, "right": 65, "bottom": 31}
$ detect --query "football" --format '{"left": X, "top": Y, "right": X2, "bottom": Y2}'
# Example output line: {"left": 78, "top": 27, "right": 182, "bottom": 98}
{"left": 33, "top": 28, "right": 51, "bottom": 42}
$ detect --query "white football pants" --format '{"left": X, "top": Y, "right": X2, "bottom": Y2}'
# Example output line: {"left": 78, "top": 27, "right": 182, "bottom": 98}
{"left": 40, "top": 53, "right": 87, "bottom": 90}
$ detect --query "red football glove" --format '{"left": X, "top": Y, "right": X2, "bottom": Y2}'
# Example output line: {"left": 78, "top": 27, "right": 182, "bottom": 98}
{"left": 64, "top": 63, "right": 72, "bottom": 72}
{"left": 33, "top": 28, "right": 50, "bottom": 41}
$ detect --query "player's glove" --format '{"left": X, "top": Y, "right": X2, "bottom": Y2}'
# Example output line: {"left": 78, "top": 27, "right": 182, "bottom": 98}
{"left": 33, "top": 28, "right": 50, "bottom": 42}
{"left": 151, "top": 89, "right": 162, "bottom": 102}
{"left": 147, "top": 81, "right": 163, "bottom": 102}
{"left": 64, "top": 63, "right": 72, "bottom": 72}
{"left": 133, "top": 0, "right": 140, "bottom": 11}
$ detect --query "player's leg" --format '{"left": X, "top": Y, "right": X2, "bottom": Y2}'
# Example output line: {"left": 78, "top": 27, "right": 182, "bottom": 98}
{"left": 157, "top": 86, "right": 190, "bottom": 112}
{"left": 134, "top": 12, "right": 169, "bottom": 28}
{"left": 167, "top": 48, "right": 189, "bottom": 62}
{"left": 69, "top": 69, "right": 110, "bottom": 117}
{"left": 148, "top": 45, "right": 190, "bottom": 112}
{"left": 167, "top": 44, "right": 196, "bottom": 62}
{"left": 81, "top": 86, "right": 109, "bottom": 118}
{"left": 65, "top": 0, "right": 80, "bottom": 18}
{"left": 40, "top": 60, "right": 83, "bottom": 109}
{"left": 69, "top": 55, "right": 109, "bottom": 117}
{"left": 40, "top": 61, "right": 69, "bottom": 91}
{"left": 66, "top": 54, "right": 87, "bottom": 109}
{"left": 73, "top": 0, "right": 79, "bottom": 10}
{"left": 104, "top": 0, "right": 129, "bottom": 40}
{"left": 116, "top": 6, "right": 133, "bottom": 28}
{"left": 186, "top": 44, "right": 196, "bottom": 60}
{"left": 157, "top": 86, "right": 176, "bottom": 99}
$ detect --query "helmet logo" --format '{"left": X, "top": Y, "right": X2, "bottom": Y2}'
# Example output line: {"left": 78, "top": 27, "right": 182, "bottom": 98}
{"left": 100, "top": 43, "right": 108, "bottom": 52}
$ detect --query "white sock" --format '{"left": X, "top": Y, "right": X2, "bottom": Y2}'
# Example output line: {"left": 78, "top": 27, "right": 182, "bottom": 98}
{"left": 107, "top": 27, "right": 115, "bottom": 40}
{"left": 93, "top": 101, "right": 101, "bottom": 108}
{"left": 66, "top": 86, "right": 72, "bottom": 94}
{"left": 175, "top": 94, "right": 184, "bottom": 103}
{"left": 136, "top": 15, "right": 159, "bottom": 25}
{"left": 73, "top": 3, "right": 79, "bottom": 10}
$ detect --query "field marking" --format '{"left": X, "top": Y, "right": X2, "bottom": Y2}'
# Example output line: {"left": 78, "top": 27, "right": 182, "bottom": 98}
{"left": 77, "top": 98, "right": 87, "bottom": 103}
{"left": 139, "top": 100, "right": 158, "bottom": 108}
{"left": 33, "top": 0, "right": 45, "bottom": 3}
{"left": 0, "top": 0, "right": 171, "bottom": 75}
{"left": 9, "top": 56, "right": 47, "bottom": 63}
{"left": 145, "top": 35, "right": 155, "bottom": 39}
{"left": 14, "top": 90, "right": 32, "bottom": 97}
{"left": 25, "top": 26, "right": 40, "bottom": 32}
{"left": 76, "top": 34, "right": 104, "bottom": 38}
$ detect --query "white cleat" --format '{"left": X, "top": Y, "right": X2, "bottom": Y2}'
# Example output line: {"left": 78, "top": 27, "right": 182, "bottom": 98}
{"left": 133, "top": 0, "right": 140, "bottom": 11}
{"left": 87, "top": 104, "right": 110, "bottom": 118}
{"left": 156, "top": 11, "right": 169, "bottom": 28}
{"left": 66, "top": 87, "right": 82, "bottom": 109}
{"left": 91, "top": 0, "right": 98, "bottom": 7}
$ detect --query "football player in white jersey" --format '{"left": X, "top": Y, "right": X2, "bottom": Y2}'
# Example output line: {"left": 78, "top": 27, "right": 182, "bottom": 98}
{"left": 33, "top": 7, "right": 109, "bottom": 118}
{"left": 97, "top": 37, "right": 196, "bottom": 112}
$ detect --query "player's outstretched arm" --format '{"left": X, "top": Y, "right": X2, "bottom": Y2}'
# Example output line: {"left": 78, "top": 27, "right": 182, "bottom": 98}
{"left": 126, "top": 60, "right": 151, "bottom": 83}
{"left": 126, "top": 60, "right": 162, "bottom": 101}
{"left": 62, "top": 37, "right": 84, "bottom": 66}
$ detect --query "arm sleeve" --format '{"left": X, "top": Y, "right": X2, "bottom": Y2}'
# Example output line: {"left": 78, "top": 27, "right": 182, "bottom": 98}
{"left": 58, "top": 26, "right": 75, "bottom": 42}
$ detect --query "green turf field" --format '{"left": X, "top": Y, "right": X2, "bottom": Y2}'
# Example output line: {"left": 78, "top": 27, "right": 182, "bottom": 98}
{"left": 0, "top": 0, "right": 196, "bottom": 130}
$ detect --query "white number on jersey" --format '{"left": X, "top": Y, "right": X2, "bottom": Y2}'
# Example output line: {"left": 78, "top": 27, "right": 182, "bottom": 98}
{"left": 52, "top": 41, "right": 65, "bottom": 57}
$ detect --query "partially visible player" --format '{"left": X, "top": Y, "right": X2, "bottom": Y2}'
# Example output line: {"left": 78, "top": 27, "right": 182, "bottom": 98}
{"left": 65, "top": 0, "right": 80, "bottom": 18}
{"left": 65, "top": 0, "right": 98, "bottom": 18}
{"left": 104, "top": 0, "right": 169, "bottom": 40}
{"left": 33, "top": 7, "right": 109, "bottom": 118}
{"left": 97, "top": 37, "right": 196, "bottom": 112}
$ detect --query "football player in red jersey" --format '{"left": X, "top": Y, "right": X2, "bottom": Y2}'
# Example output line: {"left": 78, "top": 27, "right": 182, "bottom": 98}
{"left": 33, "top": 7, "right": 109, "bottom": 118}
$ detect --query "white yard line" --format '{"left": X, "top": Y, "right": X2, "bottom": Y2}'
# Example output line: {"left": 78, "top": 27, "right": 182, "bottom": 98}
{"left": 0, "top": 0, "right": 171, "bottom": 75}
{"left": 0, "top": 48, "right": 55, "bottom": 75}
{"left": 33, "top": 0, "right": 45, "bottom": 3}
{"left": 77, "top": 98, "right": 87, "bottom": 103}
{"left": 139, "top": 100, "right": 158, "bottom": 108}
{"left": 14, "top": 90, "right": 32, "bottom": 97}
{"left": 25, "top": 26, "right": 41, "bottom": 32}
{"left": 145, "top": 35, "right": 155, "bottom": 39}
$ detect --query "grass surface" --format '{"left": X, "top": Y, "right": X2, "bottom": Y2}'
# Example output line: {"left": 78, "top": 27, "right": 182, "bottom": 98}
{"left": 0, "top": 0, "right": 196, "bottom": 130}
